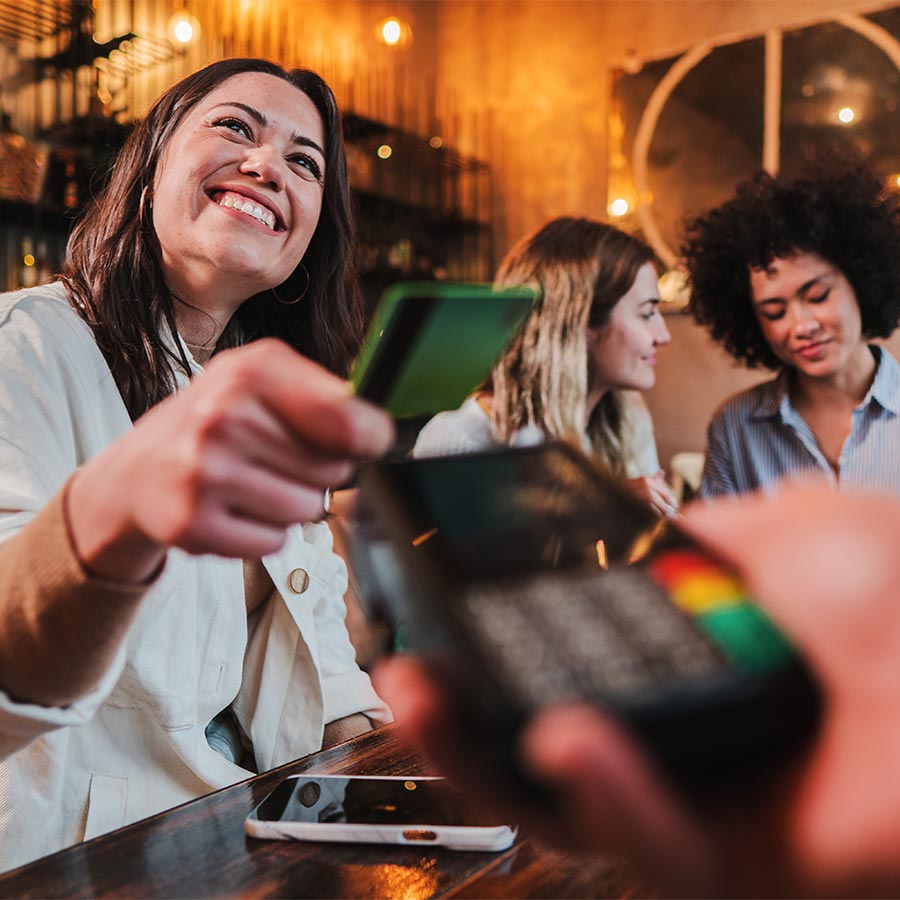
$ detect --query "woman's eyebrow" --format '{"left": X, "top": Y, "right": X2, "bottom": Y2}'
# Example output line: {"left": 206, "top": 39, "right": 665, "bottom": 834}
{"left": 291, "top": 134, "right": 326, "bottom": 158}
{"left": 754, "top": 274, "right": 831, "bottom": 305}
{"left": 210, "top": 100, "right": 266, "bottom": 125}
{"left": 209, "top": 101, "right": 325, "bottom": 158}
{"left": 796, "top": 274, "right": 830, "bottom": 297}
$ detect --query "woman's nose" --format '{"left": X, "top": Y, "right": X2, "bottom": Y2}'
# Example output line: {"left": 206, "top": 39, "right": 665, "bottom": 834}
{"left": 791, "top": 306, "right": 820, "bottom": 337}
{"left": 654, "top": 316, "right": 672, "bottom": 345}
{"left": 238, "top": 146, "right": 285, "bottom": 191}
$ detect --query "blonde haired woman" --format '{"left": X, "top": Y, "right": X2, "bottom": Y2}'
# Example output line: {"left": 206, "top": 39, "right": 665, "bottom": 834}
{"left": 413, "top": 216, "right": 677, "bottom": 515}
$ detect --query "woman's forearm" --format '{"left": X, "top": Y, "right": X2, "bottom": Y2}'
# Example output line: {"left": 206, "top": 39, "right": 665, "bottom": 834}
{"left": 322, "top": 713, "right": 373, "bottom": 748}
{"left": 0, "top": 481, "right": 152, "bottom": 708}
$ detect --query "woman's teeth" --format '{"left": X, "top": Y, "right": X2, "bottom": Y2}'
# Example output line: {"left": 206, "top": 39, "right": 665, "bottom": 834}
{"left": 217, "top": 193, "right": 277, "bottom": 231}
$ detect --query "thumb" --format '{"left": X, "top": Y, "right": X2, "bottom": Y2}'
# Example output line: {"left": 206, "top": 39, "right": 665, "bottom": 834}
{"left": 521, "top": 705, "right": 714, "bottom": 894}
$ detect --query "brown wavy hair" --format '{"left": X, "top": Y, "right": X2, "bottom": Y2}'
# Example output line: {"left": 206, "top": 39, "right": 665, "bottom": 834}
{"left": 61, "top": 58, "right": 363, "bottom": 420}
{"left": 488, "top": 217, "right": 654, "bottom": 475}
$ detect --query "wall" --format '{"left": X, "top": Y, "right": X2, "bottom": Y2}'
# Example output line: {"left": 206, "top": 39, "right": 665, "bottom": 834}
{"left": 433, "top": 1, "right": 611, "bottom": 254}
{"left": 434, "top": 0, "right": 896, "bottom": 249}
{"left": 7, "top": 0, "right": 897, "bottom": 467}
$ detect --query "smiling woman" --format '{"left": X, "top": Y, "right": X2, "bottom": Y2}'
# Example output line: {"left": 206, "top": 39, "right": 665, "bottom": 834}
{"left": 151, "top": 74, "right": 326, "bottom": 339}
{"left": 63, "top": 58, "right": 362, "bottom": 419}
{"left": 684, "top": 160, "right": 900, "bottom": 497}
{"left": 413, "top": 217, "right": 679, "bottom": 518}
{"left": 0, "top": 59, "right": 395, "bottom": 872}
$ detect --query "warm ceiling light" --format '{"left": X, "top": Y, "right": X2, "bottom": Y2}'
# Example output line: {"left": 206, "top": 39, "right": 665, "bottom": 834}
{"left": 381, "top": 18, "right": 402, "bottom": 45}
{"left": 376, "top": 144, "right": 393, "bottom": 159}
{"left": 168, "top": 11, "right": 201, "bottom": 46}
{"left": 173, "top": 19, "right": 194, "bottom": 43}
{"left": 609, "top": 197, "right": 630, "bottom": 217}
{"left": 377, "top": 16, "right": 412, "bottom": 47}
{"left": 838, "top": 106, "right": 855, "bottom": 124}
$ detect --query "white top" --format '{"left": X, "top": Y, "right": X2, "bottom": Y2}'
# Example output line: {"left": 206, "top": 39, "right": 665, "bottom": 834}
{"left": 0, "top": 283, "right": 390, "bottom": 871}
{"left": 413, "top": 394, "right": 661, "bottom": 477}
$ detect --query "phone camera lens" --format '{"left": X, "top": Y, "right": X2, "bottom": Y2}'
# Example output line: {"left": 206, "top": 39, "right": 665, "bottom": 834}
{"left": 299, "top": 782, "right": 321, "bottom": 808}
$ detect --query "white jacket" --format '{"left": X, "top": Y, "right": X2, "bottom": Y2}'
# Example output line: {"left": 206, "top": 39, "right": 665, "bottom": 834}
{"left": 0, "top": 283, "right": 390, "bottom": 871}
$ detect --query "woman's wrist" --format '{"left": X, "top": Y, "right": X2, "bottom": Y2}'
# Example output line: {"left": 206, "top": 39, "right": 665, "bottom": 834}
{"left": 65, "top": 468, "right": 166, "bottom": 585}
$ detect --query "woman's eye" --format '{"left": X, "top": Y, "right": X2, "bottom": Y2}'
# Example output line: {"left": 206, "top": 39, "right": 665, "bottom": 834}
{"left": 808, "top": 290, "right": 830, "bottom": 304}
{"left": 214, "top": 117, "right": 251, "bottom": 138}
{"left": 762, "top": 310, "right": 786, "bottom": 321}
{"left": 289, "top": 154, "right": 324, "bottom": 183}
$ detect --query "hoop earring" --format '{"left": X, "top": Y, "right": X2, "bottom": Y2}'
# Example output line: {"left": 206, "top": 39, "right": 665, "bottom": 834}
{"left": 138, "top": 185, "right": 152, "bottom": 223}
{"left": 272, "top": 264, "right": 310, "bottom": 306}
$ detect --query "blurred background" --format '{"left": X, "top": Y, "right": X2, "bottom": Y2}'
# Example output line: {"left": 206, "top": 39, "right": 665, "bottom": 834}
{"left": 3, "top": 0, "right": 900, "bottom": 466}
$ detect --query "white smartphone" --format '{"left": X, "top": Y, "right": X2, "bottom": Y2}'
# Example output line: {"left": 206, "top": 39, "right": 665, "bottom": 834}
{"left": 244, "top": 775, "right": 517, "bottom": 852}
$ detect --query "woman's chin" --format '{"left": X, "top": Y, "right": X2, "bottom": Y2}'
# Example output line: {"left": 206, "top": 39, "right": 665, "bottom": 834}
{"left": 625, "top": 374, "right": 656, "bottom": 393}
{"left": 208, "top": 261, "right": 287, "bottom": 297}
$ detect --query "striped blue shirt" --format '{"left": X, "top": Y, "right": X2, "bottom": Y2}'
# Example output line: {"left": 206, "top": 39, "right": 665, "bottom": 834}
{"left": 700, "top": 346, "right": 900, "bottom": 498}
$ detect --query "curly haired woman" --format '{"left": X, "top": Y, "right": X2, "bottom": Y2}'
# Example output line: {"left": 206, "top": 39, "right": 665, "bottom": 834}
{"left": 684, "top": 161, "right": 900, "bottom": 498}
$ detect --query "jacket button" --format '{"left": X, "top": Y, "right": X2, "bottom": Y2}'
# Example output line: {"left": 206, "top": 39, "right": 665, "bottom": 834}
{"left": 288, "top": 568, "right": 310, "bottom": 594}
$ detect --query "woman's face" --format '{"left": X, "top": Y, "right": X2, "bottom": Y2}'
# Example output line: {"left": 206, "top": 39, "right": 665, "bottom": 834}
{"left": 749, "top": 252, "right": 865, "bottom": 379}
{"left": 152, "top": 71, "right": 326, "bottom": 308}
{"left": 586, "top": 262, "right": 671, "bottom": 393}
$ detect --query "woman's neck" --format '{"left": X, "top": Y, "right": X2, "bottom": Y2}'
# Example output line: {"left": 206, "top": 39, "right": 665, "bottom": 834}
{"left": 790, "top": 344, "right": 877, "bottom": 410}
{"left": 474, "top": 392, "right": 494, "bottom": 416}
{"left": 172, "top": 295, "right": 235, "bottom": 361}
{"left": 183, "top": 339, "right": 216, "bottom": 364}
{"left": 165, "top": 267, "right": 250, "bottom": 352}
{"left": 585, "top": 384, "right": 608, "bottom": 421}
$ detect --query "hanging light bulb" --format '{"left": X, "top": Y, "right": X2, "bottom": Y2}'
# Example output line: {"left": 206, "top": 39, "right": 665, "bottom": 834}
{"left": 606, "top": 85, "right": 638, "bottom": 223}
{"left": 376, "top": 16, "right": 412, "bottom": 47}
{"left": 381, "top": 18, "right": 402, "bottom": 45}
{"left": 168, "top": 8, "right": 201, "bottom": 46}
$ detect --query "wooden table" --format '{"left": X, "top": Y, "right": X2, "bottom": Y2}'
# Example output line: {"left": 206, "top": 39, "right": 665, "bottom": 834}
{"left": 0, "top": 726, "right": 643, "bottom": 899}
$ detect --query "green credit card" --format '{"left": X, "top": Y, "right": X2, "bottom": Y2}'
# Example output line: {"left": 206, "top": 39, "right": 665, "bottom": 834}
{"left": 350, "top": 281, "right": 537, "bottom": 419}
